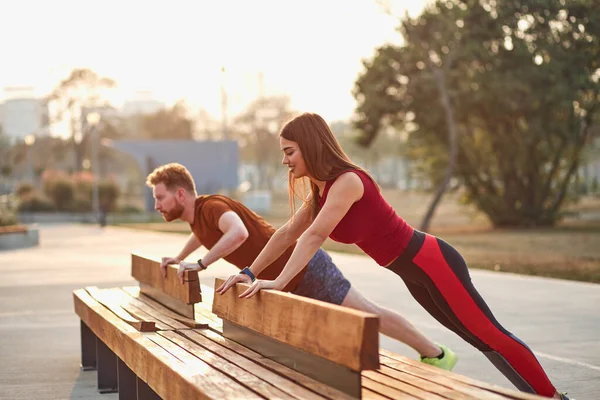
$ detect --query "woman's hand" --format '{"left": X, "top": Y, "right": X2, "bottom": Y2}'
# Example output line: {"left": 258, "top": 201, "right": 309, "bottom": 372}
{"left": 239, "top": 279, "right": 283, "bottom": 299}
{"left": 216, "top": 273, "right": 252, "bottom": 294}
{"left": 177, "top": 261, "right": 199, "bottom": 284}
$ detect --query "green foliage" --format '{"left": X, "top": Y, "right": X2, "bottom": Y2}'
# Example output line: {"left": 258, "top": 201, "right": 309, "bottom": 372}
{"left": 43, "top": 176, "right": 74, "bottom": 211}
{"left": 355, "top": 0, "right": 600, "bottom": 227}
{"left": 15, "top": 182, "right": 36, "bottom": 199}
{"left": 17, "top": 193, "right": 56, "bottom": 212}
{"left": 0, "top": 208, "right": 17, "bottom": 226}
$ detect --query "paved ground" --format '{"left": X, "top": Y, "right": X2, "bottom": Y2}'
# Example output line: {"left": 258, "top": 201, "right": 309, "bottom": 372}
{"left": 0, "top": 224, "right": 598, "bottom": 399}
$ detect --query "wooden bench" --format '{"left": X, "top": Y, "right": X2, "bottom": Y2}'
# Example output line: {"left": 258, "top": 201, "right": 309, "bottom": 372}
{"left": 73, "top": 254, "right": 546, "bottom": 399}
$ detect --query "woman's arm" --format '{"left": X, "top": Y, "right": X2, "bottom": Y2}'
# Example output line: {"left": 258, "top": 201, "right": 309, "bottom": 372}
{"left": 216, "top": 204, "right": 312, "bottom": 294}
{"left": 240, "top": 173, "right": 364, "bottom": 298}
{"left": 247, "top": 203, "right": 312, "bottom": 276}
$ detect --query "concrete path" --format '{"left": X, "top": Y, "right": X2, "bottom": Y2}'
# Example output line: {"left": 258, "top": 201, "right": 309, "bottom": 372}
{"left": 0, "top": 224, "right": 598, "bottom": 399}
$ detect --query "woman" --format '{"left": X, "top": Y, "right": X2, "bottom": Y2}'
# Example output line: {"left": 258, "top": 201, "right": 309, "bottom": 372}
{"left": 218, "top": 112, "right": 566, "bottom": 399}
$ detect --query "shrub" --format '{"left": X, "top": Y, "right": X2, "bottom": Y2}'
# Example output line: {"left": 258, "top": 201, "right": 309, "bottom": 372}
{"left": 17, "top": 193, "right": 56, "bottom": 212}
{"left": 99, "top": 180, "right": 121, "bottom": 212}
{"left": 0, "top": 209, "right": 17, "bottom": 226}
{"left": 15, "top": 182, "right": 35, "bottom": 199}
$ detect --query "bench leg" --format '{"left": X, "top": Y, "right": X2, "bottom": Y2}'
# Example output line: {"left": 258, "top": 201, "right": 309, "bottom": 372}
{"left": 118, "top": 358, "right": 137, "bottom": 400}
{"left": 80, "top": 321, "right": 97, "bottom": 371}
{"left": 137, "top": 377, "right": 161, "bottom": 400}
{"left": 96, "top": 338, "right": 118, "bottom": 393}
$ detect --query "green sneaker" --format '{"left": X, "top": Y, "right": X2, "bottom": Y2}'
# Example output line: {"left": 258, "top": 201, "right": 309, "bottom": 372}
{"left": 420, "top": 344, "right": 458, "bottom": 371}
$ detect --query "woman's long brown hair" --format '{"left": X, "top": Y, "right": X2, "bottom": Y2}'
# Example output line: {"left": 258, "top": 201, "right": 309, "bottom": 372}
{"left": 279, "top": 112, "right": 379, "bottom": 220}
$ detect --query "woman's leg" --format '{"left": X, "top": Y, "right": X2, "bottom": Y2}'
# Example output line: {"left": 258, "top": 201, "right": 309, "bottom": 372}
{"left": 294, "top": 249, "right": 449, "bottom": 360}
{"left": 340, "top": 286, "right": 442, "bottom": 358}
{"left": 388, "top": 232, "right": 558, "bottom": 398}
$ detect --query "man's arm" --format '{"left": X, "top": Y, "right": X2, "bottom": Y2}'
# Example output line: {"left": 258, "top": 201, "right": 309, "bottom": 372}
{"left": 160, "top": 233, "right": 202, "bottom": 277}
{"left": 200, "top": 211, "right": 249, "bottom": 267}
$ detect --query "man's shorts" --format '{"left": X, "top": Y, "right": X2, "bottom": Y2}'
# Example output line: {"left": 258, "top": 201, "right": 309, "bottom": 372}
{"left": 292, "top": 248, "right": 351, "bottom": 305}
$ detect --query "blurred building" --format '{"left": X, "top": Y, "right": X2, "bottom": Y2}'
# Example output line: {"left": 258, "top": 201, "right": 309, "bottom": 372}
{"left": 0, "top": 87, "right": 49, "bottom": 142}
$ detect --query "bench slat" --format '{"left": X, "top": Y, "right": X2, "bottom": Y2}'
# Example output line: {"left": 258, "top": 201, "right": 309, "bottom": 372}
{"left": 74, "top": 289, "right": 263, "bottom": 400}
{"left": 380, "top": 352, "right": 545, "bottom": 400}
{"left": 132, "top": 253, "right": 201, "bottom": 304}
{"left": 85, "top": 286, "right": 156, "bottom": 332}
{"left": 158, "top": 331, "right": 307, "bottom": 399}
{"left": 185, "top": 328, "right": 356, "bottom": 400}
{"left": 375, "top": 362, "right": 508, "bottom": 400}
{"left": 362, "top": 377, "right": 420, "bottom": 399}
{"left": 363, "top": 371, "right": 449, "bottom": 400}
{"left": 362, "top": 388, "right": 395, "bottom": 400}
{"left": 169, "top": 330, "right": 328, "bottom": 400}
{"left": 121, "top": 286, "right": 206, "bottom": 329}
{"left": 195, "top": 302, "right": 224, "bottom": 332}
{"left": 212, "top": 278, "right": 379, "bottom": 372}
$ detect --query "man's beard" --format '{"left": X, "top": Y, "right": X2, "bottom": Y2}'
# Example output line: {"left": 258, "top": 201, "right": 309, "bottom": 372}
{"left": 162, "top": 202, "right": 184, "bottom": 222}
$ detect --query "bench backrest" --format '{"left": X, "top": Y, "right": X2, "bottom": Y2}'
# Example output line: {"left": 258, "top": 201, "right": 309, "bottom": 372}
{"left": 212, "top": 277, "right": 380, "bottom": 372}
{"left": 131, "top": 253, "right": 201, "bottom": 304}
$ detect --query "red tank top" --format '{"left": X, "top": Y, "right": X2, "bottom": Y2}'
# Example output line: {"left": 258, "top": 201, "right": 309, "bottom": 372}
{"left": 318, "top": 170, "right": 414, "bottom": 266}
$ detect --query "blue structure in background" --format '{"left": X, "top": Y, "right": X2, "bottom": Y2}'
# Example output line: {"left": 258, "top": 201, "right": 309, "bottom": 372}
{"left": 110, "top": 140, "right": 239, "bottom": 212}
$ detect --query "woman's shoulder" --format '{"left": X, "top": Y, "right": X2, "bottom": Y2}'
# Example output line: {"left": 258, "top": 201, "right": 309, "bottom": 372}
{"left": 327, "top": 170, "right": 365, "bottom": 200}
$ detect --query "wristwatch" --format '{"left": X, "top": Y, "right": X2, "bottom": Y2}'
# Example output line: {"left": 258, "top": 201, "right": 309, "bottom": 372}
{"left": 239, "top": 267, "right": 256, "bottom": 282}
{"left": 197, "top": 258, "right": 207, "bottom": 270}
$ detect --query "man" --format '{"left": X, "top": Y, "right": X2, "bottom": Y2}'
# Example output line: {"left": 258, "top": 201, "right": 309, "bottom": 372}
{"left": 146, "top": 162, "right": 457, "bottom": 369}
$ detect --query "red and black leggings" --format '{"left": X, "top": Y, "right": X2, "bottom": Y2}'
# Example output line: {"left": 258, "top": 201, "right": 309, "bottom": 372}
{"left": 387, "top": 230, "right": 556, "bottom": 397}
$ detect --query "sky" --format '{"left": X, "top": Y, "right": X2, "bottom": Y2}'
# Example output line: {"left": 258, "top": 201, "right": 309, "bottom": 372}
{"left": 0, "top": 0, "right": 427, "bottom": 123}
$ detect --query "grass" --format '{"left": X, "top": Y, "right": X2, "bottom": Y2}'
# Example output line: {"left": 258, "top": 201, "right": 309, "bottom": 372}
{"left": 116, "top": 190, "right": 600, "bottom": 284}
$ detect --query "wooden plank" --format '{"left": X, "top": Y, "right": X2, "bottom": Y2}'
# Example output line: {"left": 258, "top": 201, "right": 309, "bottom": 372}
{"left": 114, "top": 287, "right": 189, "bottom": 330}
{"left": 364, "top": 370, "right": 455, "bottom": 400}
{"left": 362, "top": 376, "right": 421, "bottom": 399}
{"left": 185, "top": 328, "right": 356, "bottom": 400}
{"left": 131, "top": 253, "right": 201, "bottom": 304}
{"left": 73, "top": 289, "right": 262, "bottom": 399}
{"left": 98, "top": 289, "right": 173, "bottom": 331}
{"left": 212, "top": 277, "right": 380, "bottom": 371}
{"left": 168, "top": 329, "right": 328, "bottom": 400}
{"left": 362, "top": 388, "right": 395, "bottom": 400}
{"left": 376, "top": 359, "right": 508, "bottom": 400}
{"left": 121, "top": 286, "right": 207, "bottom": 329}
{"left": 85, "top": 287, "right": 156, "bottom": 332}
{"left": 195, "top": 303, "right": 223, "bottom": 332}
{"left": 157, "top": 331, "right": 310, "bottom": 399}
{"left": 380, "top": 351, "right": 546, "bottom": 400}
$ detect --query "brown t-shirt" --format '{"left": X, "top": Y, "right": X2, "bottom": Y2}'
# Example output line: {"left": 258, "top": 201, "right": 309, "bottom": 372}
{"left": 189, "top": 195, "right": 305, "bottom": 292}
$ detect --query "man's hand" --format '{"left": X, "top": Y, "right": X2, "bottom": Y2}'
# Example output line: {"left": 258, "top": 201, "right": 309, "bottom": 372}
{"left": 160, "top": 257, "right": 181, "bottom": 278}
{"left": 239, "top": 280, "right": 283, "bottom": 299}
{"left": 216, "top": 273, "right": 252, "bottom": 295}
{"left": 178, "top": 261, "right": 199, "bottom": 284}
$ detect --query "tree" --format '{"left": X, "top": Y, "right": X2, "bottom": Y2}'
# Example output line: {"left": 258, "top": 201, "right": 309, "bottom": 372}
{"left": 138, "top": 100, "right": 194, "bottom": 140}
{"left": 354, "top": 0, "right": 600, "bottom": 228}
{"left": 48, "top": 68, "right": 116, "bottom": 172}
{"left": 234, "top": 95, "right": 296, "bottom": 190}
{"left": 0, "top": 125, "right": 10, "bottom": 177}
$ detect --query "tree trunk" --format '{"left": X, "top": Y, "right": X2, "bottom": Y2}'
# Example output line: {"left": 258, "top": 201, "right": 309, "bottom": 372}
{"left": 419, "top": 67, "right": 458, "bottom": 233}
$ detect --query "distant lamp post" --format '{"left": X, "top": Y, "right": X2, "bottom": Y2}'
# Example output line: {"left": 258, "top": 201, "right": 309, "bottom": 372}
{"left": 24, "top": 134, "right": 36, "bottom": 182}
{"left": 86, "top": 112, "right": 102, "bottom": 226}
